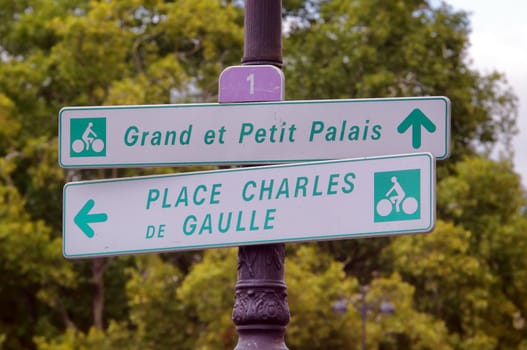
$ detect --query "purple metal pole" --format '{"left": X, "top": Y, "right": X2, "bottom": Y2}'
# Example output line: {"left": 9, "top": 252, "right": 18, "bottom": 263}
{"left": 233, "top": 245, "right": 289, "bottom": 349}
{"left": 241, "top": 0, "right": 283, "bottom": 67}
{"left": 232, "top": 1, "right": 289, "bottom": 349}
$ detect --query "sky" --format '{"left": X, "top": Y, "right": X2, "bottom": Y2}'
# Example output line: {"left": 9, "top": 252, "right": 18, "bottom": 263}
{"left": 445, "top": 0, "right": 527, "bottom": 187}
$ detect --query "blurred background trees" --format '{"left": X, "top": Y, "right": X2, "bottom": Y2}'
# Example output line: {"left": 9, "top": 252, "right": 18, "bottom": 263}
{"left": 0, "top": 0, "right": 525, "bottom": 349}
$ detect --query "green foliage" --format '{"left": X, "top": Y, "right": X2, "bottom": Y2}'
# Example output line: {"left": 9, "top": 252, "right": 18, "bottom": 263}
{"left": 34, "top": 321, "right": 135, "bottom": 350}
{"left": 384, "top": 221, "right": 493, "bottom": 334}
{"left": 0, "top": 93, "right": 19, "bottom": 150}
{"left": 284, "top": 0, "right": 517, "bottom": 162}
{"left": 438, "top": 156, "right": 524, "bottom": 239}
{"left": 285, "top": 244, "right": 358, "bottom": 349}
{"left": 365, "top": 274, "right": 452, "bottom": 350}
{"left": 385, "top": 218, "right": 527, "bottom": 348}
{"left": 0, "top": 166, "right": 76, "bottom": 349}
{"left": 0, "top": 0, "right": 525, "bottom": 349}
{"left": 287, "top": 246, "right": 452, "bottom": 349}
{"left": 0, "top": 0, "right": 243, "bottom": 347}
{"left": 125, "top": 254, "right": 194, "bottom": 349}
{"left": 177, "top": 248, "right": 238, "bottom": 349}
{"left": 435, "top": 156, "right": 527, "bottom": 347}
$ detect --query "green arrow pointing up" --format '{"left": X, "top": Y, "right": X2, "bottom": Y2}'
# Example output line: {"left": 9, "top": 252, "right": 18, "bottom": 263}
{"left": 397, "top": 108, "right": 437, "bottom": 149}
{"left": 74, "top": 199, "right": 108, "bottom": 238}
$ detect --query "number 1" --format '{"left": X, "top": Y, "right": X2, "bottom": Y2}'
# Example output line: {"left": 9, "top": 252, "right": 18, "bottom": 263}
{"left": 246, "top": 73, "right": 255, "bottom": 95}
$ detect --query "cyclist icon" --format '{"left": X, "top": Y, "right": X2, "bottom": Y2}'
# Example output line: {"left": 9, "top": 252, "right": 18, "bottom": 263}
{"left": 72, "top": 122, "right": 105, "bottom": 154}
{"left": 375, "top": 176, "right": 418, "bottom": 217}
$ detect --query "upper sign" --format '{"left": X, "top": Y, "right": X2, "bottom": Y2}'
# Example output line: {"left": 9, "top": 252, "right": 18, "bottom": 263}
{"left": 219, "top": 65, "right": 284, "bottom": 102}
{"left": 58, "top": 97, "right": 450, "bottom": 168}
{"left": 63, "top": 153, "right": 435, "bottom": 258}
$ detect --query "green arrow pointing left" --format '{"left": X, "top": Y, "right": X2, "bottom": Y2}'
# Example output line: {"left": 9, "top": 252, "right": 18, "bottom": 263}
{"left": 74, "top": 199, "right": 108, "bottom": 238}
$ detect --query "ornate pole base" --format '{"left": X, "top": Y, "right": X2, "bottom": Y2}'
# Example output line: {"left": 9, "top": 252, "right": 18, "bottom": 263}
{"left": 233, "top": 244, "right": 290, "bottom": 349}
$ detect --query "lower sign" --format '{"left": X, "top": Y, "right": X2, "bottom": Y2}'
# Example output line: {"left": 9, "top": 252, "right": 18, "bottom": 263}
{"left": 63, "top": 153, "right": 435, "bottom": 258}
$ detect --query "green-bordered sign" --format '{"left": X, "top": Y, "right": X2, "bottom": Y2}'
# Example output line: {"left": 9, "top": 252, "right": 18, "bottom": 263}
{"left": 62, "top": 153, "right": 435, "bottom": 258}
{"left": 58, "top": 97, "right": 450, "bottom": 168}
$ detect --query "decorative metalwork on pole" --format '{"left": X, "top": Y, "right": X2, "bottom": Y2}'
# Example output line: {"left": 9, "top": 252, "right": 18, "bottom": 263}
{"left": 232, "top": 1, "right": 290, "bottom": 349}
{"left": 233, "top": 244, "right": 289, "bottom": 349}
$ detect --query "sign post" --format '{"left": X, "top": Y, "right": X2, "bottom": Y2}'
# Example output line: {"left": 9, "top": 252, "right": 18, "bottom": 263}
{"left": 231, "top": 1, "right": 288, "bottom": 348}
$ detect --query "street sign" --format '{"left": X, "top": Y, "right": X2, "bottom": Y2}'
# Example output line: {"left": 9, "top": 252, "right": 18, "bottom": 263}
{"left": 219, "top": 65, "right": 284, "bottom": 102}
{"left": 58, "top": 97, "right": 450, "bottom": 168}
{"left": 63, "top": 153, "right": 435, "bottom": 258}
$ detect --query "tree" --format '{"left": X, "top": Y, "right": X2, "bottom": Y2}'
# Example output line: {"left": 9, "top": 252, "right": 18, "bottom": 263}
{"left": 177, "top": 248, "right": 238, "bottom": 349}
{"left": 284, "top": 0, "right": 517, "bottom": 163}
{"left": 0, "top": 159, "right": 76, "bottom": 349}
{"left": 383, "top": 220, "right": 499, "bottom": 347}
{"left": 285, "top": 244, "right": 358, "bottom": 349}
{"left": 434, "top": 156, "right": 527, "bottom": 348}
{"left": 384, "top": 156, "right": 527, "bottom": 348}
{"left": 0, "top": 1, "right": 244, "bottom": 348}
{"left": 282, "top": 0, "right": 520, "bottom": 293}
{"left": 0, "top": 0, "right": 524, "bottom": 348}
{"left": 437, "top": 156, "right": 524, "bottom": 244}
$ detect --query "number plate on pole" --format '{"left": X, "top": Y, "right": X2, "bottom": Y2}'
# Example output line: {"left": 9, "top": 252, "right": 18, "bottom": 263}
{"left": 219, "top": 65, "right": 284, "bottom": 102}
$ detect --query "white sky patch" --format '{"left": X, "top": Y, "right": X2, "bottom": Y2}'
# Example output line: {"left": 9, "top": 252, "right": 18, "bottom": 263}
{"left": 447, "top": 0, "right": 527, "bottom": 187}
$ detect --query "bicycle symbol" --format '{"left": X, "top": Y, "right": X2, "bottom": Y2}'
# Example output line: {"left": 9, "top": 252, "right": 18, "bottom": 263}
{"left": 375, "top": 176, "right": 418, "bottom": 217}
{"left": 71, "top": 122, "right": 105, "bottom": 154}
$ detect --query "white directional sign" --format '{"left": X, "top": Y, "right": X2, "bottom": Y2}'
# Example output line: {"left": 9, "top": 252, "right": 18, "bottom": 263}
{"left": 58, "top": 97, "right": 450, "bottom": 168}
{"left": 63, "top": 153, "right": 435, "bottom": 258}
